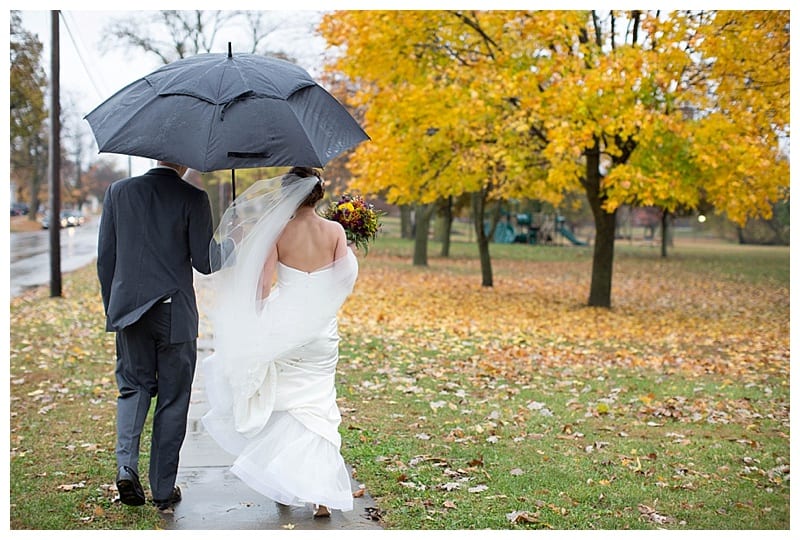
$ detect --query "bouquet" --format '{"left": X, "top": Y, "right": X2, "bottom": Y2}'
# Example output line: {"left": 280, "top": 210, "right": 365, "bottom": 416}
{"left": 322, "top": 194, "right": 385, "bottom": 253}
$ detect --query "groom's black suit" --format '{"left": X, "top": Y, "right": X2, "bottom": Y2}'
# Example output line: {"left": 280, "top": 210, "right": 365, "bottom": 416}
{"left": 98, "top": 165, "right": 215, "bottom": 502}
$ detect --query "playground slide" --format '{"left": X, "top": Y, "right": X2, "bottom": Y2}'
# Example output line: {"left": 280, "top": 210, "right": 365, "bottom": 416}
{"left": 558, "top": 225, "right": 587, "bottom": 246}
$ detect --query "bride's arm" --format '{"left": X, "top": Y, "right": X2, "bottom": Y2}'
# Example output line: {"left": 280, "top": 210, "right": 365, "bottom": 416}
{"left": 333, "top": 222, "right": 350, "bottom": 259}
{"left": 257, "top": 244, "right": 278, "bottom": 305}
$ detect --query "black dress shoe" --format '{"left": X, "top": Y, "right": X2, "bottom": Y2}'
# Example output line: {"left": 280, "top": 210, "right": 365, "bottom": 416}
{"left": 116, "top": 466, "right": 146, "bottom": 506}
{"left": 153, "top": 486, "right": 182, "bottom": 511}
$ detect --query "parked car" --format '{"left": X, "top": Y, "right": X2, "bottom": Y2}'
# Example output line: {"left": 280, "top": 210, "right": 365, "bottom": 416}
{"left": 10, "top": 203, "right": 29, "bottom": 216}
{"left": 41, "top": 210, "right": 85, "bottom": 229}
{"left": 63, "top": 210, "right": 85, "bottom": 227}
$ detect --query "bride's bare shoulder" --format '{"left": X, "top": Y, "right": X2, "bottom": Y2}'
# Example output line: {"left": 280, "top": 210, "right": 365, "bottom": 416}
{"left": 323, "top": 218, "right": 346, "bottom": 240}
{"left": 313, "top": 213, "right": 341, "bottom": 230}
{"left": 326, "top": 216, "right": 345, "bottom": 231}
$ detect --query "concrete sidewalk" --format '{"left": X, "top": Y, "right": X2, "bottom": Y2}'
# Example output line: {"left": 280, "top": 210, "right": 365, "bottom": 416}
{"left": 162, "top": 332, "right": 383, "bottom": 530}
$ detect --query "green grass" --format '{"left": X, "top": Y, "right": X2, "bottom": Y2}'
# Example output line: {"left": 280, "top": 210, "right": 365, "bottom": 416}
{"left": 9, "top": 269, "right": 164, "bottom": 529}
{"left": 9, "top": 226, "right": 789, "bottom": 530}
{"left": 334, "top": 232, "right": 789, "bottom": 530}
{"left": 336, "top": 338, "right": 789, "bottom": 529}
{"left": 376, "top": 216, "right": 789, "bottom": 284}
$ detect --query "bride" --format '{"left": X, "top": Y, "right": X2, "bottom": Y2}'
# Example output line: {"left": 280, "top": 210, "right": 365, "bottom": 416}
{"left": 201, "top": 167, "right": 358, "bottom": 517}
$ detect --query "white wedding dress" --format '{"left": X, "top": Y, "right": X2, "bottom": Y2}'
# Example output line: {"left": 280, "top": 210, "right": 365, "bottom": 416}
{"left": 200, "top": 174, "right": 358, "bottom": 511}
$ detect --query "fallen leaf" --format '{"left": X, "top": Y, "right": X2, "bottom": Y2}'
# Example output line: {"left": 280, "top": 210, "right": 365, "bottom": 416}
{"left": 638, "top": 503, "right": 677, "bottom": 524}
{"left": 364, "top": 507, "right": 382, "bottom": 521}
{"left": 57, "top": 482, "right": 85, "bottom": 492}
{"left": 506, "top": 510, "right": 539, "bottom": 524}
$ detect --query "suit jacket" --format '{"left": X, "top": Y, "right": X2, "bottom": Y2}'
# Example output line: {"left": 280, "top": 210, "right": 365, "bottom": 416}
{"left": 97, "top": 167, "right": 215, "bottom": 343}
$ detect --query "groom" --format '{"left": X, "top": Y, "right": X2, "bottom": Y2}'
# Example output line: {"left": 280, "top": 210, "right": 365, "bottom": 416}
{"left": 97, "top": 160, "right": 218, "bottom": 511}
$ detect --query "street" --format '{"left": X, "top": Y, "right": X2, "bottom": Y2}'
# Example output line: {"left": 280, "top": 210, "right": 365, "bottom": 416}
{"left": 9, "top": 215, "right": 99, "bottom": 298}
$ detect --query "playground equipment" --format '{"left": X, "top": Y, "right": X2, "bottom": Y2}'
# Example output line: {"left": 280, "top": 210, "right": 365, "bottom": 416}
{"left": 489, "top": 213, "right": 588, "bottom": 245}
{"left": 556, "top": 222, "right": 587, "bottom": 245}
{"left": 555, "top": 215, "right": 587, "bottom": 246}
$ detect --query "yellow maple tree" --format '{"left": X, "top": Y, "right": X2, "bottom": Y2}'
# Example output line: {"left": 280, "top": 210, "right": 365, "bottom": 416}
{"left": 319, "top": 10, "right": 789, "bottom": 305}
{"left": 320, "top": 11, "right": 553, "bottom": 284}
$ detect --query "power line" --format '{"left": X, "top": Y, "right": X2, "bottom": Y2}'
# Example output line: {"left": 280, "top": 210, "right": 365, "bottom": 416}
{"left": 58, "top": 11, "right": 108, "bottom": 100}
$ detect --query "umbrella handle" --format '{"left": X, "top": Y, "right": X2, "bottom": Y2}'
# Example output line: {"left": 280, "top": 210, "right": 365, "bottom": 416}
{"left": 230, "top": 169, "right": 238, "bottom": 222}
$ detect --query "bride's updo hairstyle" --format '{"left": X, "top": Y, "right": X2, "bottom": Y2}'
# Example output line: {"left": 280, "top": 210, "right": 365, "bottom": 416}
{"left": 283, "top": 166, "right": 324, "bottom": 207}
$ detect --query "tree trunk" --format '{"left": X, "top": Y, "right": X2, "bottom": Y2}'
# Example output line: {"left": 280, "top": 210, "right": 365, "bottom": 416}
{"left": 583, "top": 144, "right": 615, "bottom": 308}
{"left": 660, "top": 210, "right": 670, "bottom": 258}
{"left": 737, "top": 225, "right": 746, "bottom": 244}
{"left": 471, "top": 191, "right": 494, "bottom": 287}
{"left": 435, "top": 196, "right": 453, "bottom": 257}
{"left": 27, "top": 138, "right": 46, "bottom": 221}
{"left": 413, "top": 203, "right": 433, "bottom": 266}
{"left": 400, "top": 205, "right": 414, "bottom": 239}
{"left": 28, "top": 179, "right": 42, "bottom": 221}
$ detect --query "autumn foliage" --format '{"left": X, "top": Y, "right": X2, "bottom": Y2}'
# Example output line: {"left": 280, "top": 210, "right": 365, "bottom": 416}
{"left": 318, "top": 10, "right": 789, "bottom": 306}
{"left": 333, "top": 241, "right": 788, "bottom": 529}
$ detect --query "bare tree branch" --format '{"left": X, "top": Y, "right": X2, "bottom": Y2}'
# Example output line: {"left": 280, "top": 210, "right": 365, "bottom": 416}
{"left": 101, "top": 10, "right": 269, "bottom": 65}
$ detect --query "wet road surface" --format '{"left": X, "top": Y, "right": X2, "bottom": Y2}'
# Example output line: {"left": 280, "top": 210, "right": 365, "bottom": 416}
{"left": 9, "top": 216, "right": 99, "bottom": 297}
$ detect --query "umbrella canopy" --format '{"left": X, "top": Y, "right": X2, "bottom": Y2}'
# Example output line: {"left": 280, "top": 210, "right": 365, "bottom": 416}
{"left": 84, "top": 51, "right": 369, "bottom": 172}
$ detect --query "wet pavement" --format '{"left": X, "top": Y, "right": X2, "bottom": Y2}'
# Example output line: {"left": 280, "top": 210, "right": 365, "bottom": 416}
{"left": 9, "top": 216, "right": 100, "bottom": 297}
{"left": 163, "top": 280, "right": 383, "bottom": 531}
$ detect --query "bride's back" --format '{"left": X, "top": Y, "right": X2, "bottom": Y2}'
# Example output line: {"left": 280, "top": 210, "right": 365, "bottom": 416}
{"left": 277, "top": 211, "right": 345, "bottom": 273}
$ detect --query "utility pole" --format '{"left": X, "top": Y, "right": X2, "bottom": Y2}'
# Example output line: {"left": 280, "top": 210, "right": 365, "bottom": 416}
{"left": 49, "top": 10, "right": 61, "bottom": 297}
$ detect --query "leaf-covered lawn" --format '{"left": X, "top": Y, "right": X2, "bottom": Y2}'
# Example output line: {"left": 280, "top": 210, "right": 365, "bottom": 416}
{"left": 336, "top": 240, "right": 789, "bottom": 529}
{"left": 9, "top": 237, "right": 789, "bottom": 530}
{"left": 9, "top": 266, "right": 163, "bottom": 529}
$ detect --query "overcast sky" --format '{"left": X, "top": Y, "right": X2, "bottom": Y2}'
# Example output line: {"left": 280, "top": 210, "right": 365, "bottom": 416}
{"left": 16, "top": 9, "right": 329, "bottom": 176}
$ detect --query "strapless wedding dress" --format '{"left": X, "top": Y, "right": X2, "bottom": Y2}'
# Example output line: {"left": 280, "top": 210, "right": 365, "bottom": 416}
{"left": 202, "top": 249, "right": 358, "bottom": 511}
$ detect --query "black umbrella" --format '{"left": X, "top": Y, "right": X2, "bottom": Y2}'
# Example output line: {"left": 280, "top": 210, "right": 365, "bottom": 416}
{"left": 85, "top": 46, "right": 368, "bottom": 200}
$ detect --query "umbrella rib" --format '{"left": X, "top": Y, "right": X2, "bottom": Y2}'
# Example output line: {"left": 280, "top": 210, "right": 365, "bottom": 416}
{"left": 87, "top": 82, "right": 166, "bottom": 159}
{"left": 284, "top": 89, "right": 324, "bottom": 166}
{"left": 201, "top": 105, "right": 220, "bottom": 172}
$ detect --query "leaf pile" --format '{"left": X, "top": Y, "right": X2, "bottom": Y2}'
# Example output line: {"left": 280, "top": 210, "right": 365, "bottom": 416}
{"left": 335, "top": 246, "right": 789, "bottom": 529}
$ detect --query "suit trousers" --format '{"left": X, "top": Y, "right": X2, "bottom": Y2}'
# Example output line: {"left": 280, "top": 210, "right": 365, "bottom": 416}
{"left": 114, "top": 301, "right": 196, "bottom": 501}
